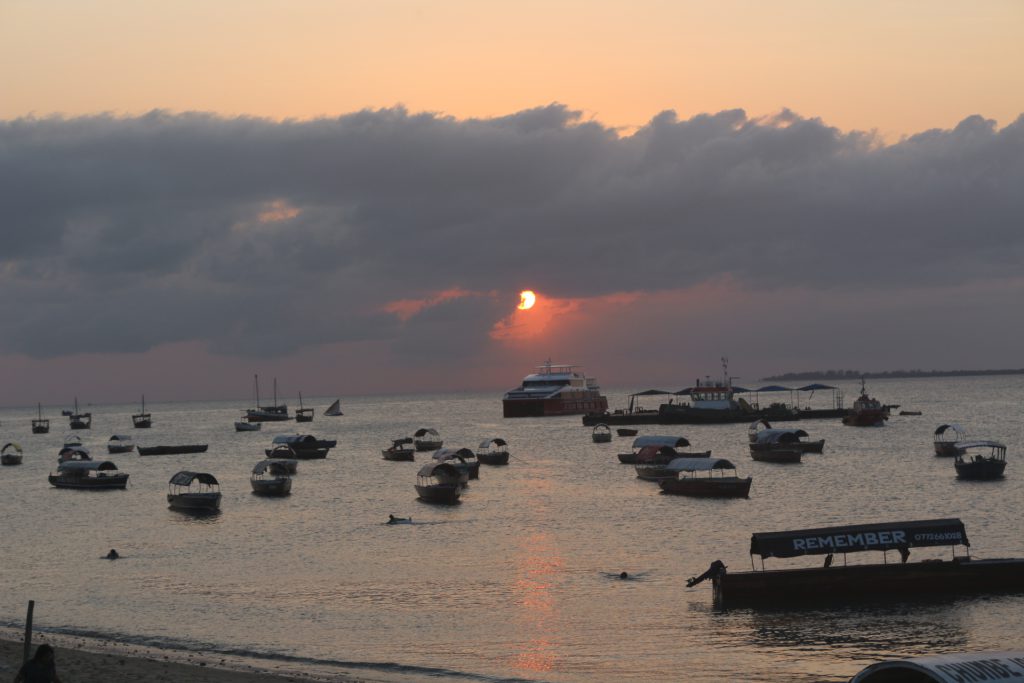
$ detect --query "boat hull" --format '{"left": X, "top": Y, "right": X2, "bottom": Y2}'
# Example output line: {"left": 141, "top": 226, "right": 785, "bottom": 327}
{"left": 659, "top": 477, "right": 751, "bottom": 498}
{"left": 414, "top": 440, "right": 443, "bottom": 452}
{"left": 713, "top": 558, "right": 1024, "bottom": 606}
{"left": 503, "top": 395, "right": 608, "bottom": 418}
{"left": 955, "top": 460, "right": 1006, "bottom": 480}
{"left": 107, "top": 445, "right": 135, "bottom": 454}
{"left": 415, "top": 484, "right": 461, "bottom": 504}
{"left": 132, "top": 415, "right": 152, "bottom": 429}
{"left": 235, "top": 421, "right": 262, "bottom": 432}
{"left": 618, "top": 450, "right": 710, "bottom": 465}
{"left": 31, "top": 421, "right": 49, "bottom": 434}
{"left": 477, "top": 452, "right": 510, "bottom": 466}
{"left": 843, "top": 411, "right": 887, "bottom": 427}
{"left": 138, "top": 445, "right": 209, "bottom": 456}
{"left": 935, "top": 443, "right": 962, "bottom": 457}
{"left": 167, "top": 492, "right": 221, "bottom": 511}
{"left": 251, "top": 477, "right": 292, "bottom": 496}
{"left": 382, "top": 449, "right": 415, "bottom": 461}
{"left": 265, "top": 447, "right": 328, "bottom": 460}
{"left": 1, "top": 454, "right": 23, "bottom": 466}
{"left": 750, "top": 448, "right": 802, "bottom": 463}
{"left": 49, "top": 474, "right": 129, "bottom": 489}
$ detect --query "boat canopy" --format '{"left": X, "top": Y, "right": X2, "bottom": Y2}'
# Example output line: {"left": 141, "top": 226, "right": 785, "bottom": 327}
{"left": 934, "top": 423, "right": 966, "bottom": 438}
{"left": 592, "top": 423, "right": 611, "bottom": 432}
{"left": 432, "top": 447, "right": 474, "bottom": 461}
{"left": 635, "top": 445, "right": 678, "bottom": 463}
{"left": 252, "top": 460, "right": 291, "bottom": 475}
{"left": 631, "top": 389, "right": 672, "bottom": 397}
{"left": 667, "top": 457, "right": 736, "bottom": 472}
{"left": 63, "top": 435, "right": 83, "bottom": 447}
{"left": 955, "top": 440, "right": 1006, "bottom": 451}
{"left": 414, "top": 427, "right": 440, "bottom": 438}
{"left": 631, "top": 435, "right": 690, "bottom": 449}
{"left": 271, "top": 434, "right": 319, "bottom": 446}
{"left": 750, "top": 518, "right": 969, "bottom": 559}
{"left": 416, "top": 462, "right": 461, "bottom": 479}
{"left": 798, "top": 383, "right": 836, "bottom": 391}
{"left": 752, "top": 428, "right": 810, "bottom": 445}
{"left": 478, "top": 438, "right": 508, "bottom": 449}
{"left": 169, "top": 471, "right": 219, "bottom": 486}
{"left": 109, "top": 434, "right": 133, "bottom": 442}
{"left": 58, "top": 460, "right": 118, "bottom": 472}
{"left": 2, "top": 442, "right": 22, "bottom": 455}
{"left": 755, "top": 385, "right": 792, "bottom": 392}
{"left": 850, "top": 651, "right": 1024, "bottom": 683}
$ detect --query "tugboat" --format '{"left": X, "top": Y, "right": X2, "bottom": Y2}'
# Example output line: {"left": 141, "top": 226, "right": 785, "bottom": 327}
{"left": 842, "top": 378, "right": 888, "bottom": 427}
{"left": 502, "top": 360, "right": 608, "bottom": 418}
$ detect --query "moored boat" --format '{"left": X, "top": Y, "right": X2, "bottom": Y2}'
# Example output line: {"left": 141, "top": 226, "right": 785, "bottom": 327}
{"left": 132, "top": 395, "right": 152, "bottom": 428}
{"left": 616, "top": 428, "right": 639, "bottom": 437}
{"left": 295, "top": 392, "right": 314, "bottom": 423}
{"left": 748, "top": 420, "right": 824, "bottom": 453}
{"left": 749, "top": 447, "right": 802, "bottom": 464}
{"left": 842, "top": 378, "right": 888, "bottom": 427}
{"left": 1, "top": 442, "right": 24, "bottom": 466}
{"left": 415, "top": 462, "right": 463, "bottom": 504}
{"left": 382, "top": 437, "right": 415, "bottom": 461}
{"left": 687, "top": 518, "right": 1024, "bottom": 607}
{"left": 58, "top": 443, "right": 91, "bottom": 463}
{"left": 235, "top": 419, "right": 262, "bottom": 432}
{"left": 49, "top": 460, "right": 129, "bottom": 489}
{"left": 413, "top": 428, "right": 443, "bottom": 452}
{"left": 138, "top": 444, "right": 209, "bottom": 456}
{"left": 502, "top": 360, "right": 608, "bottom": 418}
{"left": 476, "top": 438, "right": 510, "bottom": 466}
{"left": 167, "top": 471, "right": 222, "bottom": 511}
{"left": 934, "top": 423, "right": 967, "bottom": 457}
{"left": 659, "top": 457, "right": 752, "bottom": 498}
{"left": 250, "top": 460, "right": 293, "bottom": 496}
{"left": 633, "top": 446, "right": 685, "bottom": 481}
{"left": 265, "top": 434, "right": 334, "bottom": 459}
{"left": 432, "top": 447, "right": 479, "bottom": 481}
{"left": 107, "top": 434, "right": 135, "bottom": 454}
{"left": 68, "top": 397, "right": 92, "bottom": 430}
{"left": 954, "top": 440, "right": 1007, "bottom": 480}
{"left": 617, "top": 435, "right": 709, "bottom": 464}
{"left": 245, "top": 375, "right": 291, "bottom": 422}
{"left": 31, "top": 403, "right": 50, "bottom": 434}
{"left": 591, "top": 424, "right": 612, "bottom": 443}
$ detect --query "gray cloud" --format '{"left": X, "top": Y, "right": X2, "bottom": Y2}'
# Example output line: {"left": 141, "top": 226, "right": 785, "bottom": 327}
{"left": 1, "top": 105, "right": 1022, "bottom": 359}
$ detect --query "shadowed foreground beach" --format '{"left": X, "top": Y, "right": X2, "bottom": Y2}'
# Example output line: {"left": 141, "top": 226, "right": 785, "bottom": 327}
{"left": 0, "top": 636, "right": 433, "bottom": 683}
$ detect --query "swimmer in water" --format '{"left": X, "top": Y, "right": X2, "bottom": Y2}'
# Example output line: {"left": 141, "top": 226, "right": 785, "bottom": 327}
{"left": 619, "top": 571, "right": 629, "bottom": 579}
{"left": 387, "top": 514, "right": 411, "bottom": 524}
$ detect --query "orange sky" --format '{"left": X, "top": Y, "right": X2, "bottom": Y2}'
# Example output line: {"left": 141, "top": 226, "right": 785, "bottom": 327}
{"left": 2, "top": 0, "right": 1022, "bottom": 137}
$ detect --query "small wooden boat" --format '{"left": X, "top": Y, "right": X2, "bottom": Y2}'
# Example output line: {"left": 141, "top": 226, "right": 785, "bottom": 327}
{"left": 295, "top": 392, "right": 314, "bottom": 423}
{"left": 167, "top": 471, "right": 221, "bottom": 511}
{"left": 1, "top": 442, "right": 24, "bottom": 466}
{"left": 659, "top": 457, "right": 752, "bottom": 498}
{"left": 250, "top": 460, "right": 293, "bottom": 496}
{"left": 954, "top": 440, "right": 1007, "bottom": 480}
{"left": 432, "top": 448, "right": 479, "bottom": 481}
{"left": 415, "top": 462, "right": 462, "bottom": 504}
{"left": 749, "top": 420, "right": 824, "bottom": 452}
{"left": 591, "top": 424, "right": 612, "bottom": 443}
{"left": 68, "top": 397, "right": 92, "bottom": 430}
{"left": 58, "top": 444, "right": 91, "bottom": 463}
{"left": 323, "top": 398, "right": 343, "bottom": 416}
{"left": 842, "top": 379, "right": 888, "bottom": 427}
{"left": 132, "top": 395, "right": 152, "bottom": 428}
{"left": 617, "top": 436, "right": 708, "bottom": 464}
{"left": 264, "top": 434, "right": 333, "bottom": 459}
{"left": 49, "top": 460, "right": 129, "bottom": 489}
{"left": 382, "top": 437, "right": 415, "bottom": 461}
{"left": 633, "top": 446, "right": 685, "bottom": 481}
{"left": 476, "top": 438, "right": 510, "bottom": 466}
{"left": 413, "top": 428, "right": 443, "bottom": 451}
{"left": 137, "top": 444, "right": 209, "bottom": 456}
{"left": 31, "top": 403, "right": 50, "bottom": 434}
{"left": 234, "top": 419, "right": 262, "bottom": 432}
{"left": 616, "top": 428, "right": 639, "bottom": 437}
{"left": 934, "top": 423, "right": 967, "bottom": 457}
{"left": 107, "top": 434, "right": 135, "bottom": 454}
{"left": 749, "top": 447, "right": 802, "bottom": 463}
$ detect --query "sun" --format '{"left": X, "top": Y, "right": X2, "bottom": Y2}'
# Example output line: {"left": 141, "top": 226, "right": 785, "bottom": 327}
{"left": 517, "top": 290, "right": 537, "bottom": 310}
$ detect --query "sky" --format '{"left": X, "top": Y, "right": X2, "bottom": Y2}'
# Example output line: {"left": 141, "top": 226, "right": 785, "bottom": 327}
{"left": 1, "top": 1, "right": 1023, "bottom": 405}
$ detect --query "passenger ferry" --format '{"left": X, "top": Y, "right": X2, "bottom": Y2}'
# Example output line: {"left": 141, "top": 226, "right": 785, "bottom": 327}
{"left": 502, "top": 361, "right": 608, "bottom": 418}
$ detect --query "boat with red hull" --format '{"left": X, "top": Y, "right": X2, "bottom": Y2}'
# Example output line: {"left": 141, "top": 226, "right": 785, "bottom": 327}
{"left": 842, "top": 378, "right": 888, "bottom": 427}
{"left": 503, "top": 361, "right": 608, "bottom": 418}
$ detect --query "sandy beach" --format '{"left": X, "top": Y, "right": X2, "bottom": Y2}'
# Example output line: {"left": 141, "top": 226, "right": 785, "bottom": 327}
{"left": 0, "top": 635, "right": 426, "bottom": 683}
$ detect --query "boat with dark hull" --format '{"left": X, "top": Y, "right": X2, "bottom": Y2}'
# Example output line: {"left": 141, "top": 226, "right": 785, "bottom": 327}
{"left": 687, "top": 518, "right": 1024, "bottom": 607}
{"left": 68, "top": 397, "right": 91, "bottom": 430}
{"left": 250, "top": 460, "right": 293, "bottom": 496}
{"left": 842, "top": 378, "right": 888, "bottom": 427}
{"left": 413, "top": 428, "right": 443, "bottom": 452}
{"left": 617, "top": 436, "right": 708, "bottom": 464}
{"left": 503, "top": 361, "right": 608, "bottom": 418}
{"left": 591, "top": 424, "right": 612, "bottom": 443}
{"left": 934, "top": 424, "right": 968, "bottom": 457}
{"left": 49, "top": 460, "right": 129, "bottom": 489}
{"left": 245, "top": 375, "right": 291, "bottom": 422}
{"left": 633, "top": 446, "right": 687, "bottom": 481}
{"left": 295, "top": 392, "right": 313, "bottom": 423}
{"left": 107, "top": 435, "right": 135, "bottom": 454}
{"left": 264, "top": 434, "right": 335, "bottom": 459}
{"left": 1, "top": 443, "right": 24, "bottom": 466}
{"left": 415, "top": 462, "right": 463, "bottom": 504}
{"left": 132, "top": 395, "right": 152, "bottom": 428}
{"left": 476, "top": 438, "right": 510, "bottom": 466}
{"left": 748, "top": 420, "right": 824, "bottom": 453}
{"left": 382, "top": 437, "right": 416, "bottom": 461}
{"left": 138, "top": 444, "right": 209, "bottom": 456}
{"left": 954, "top": 441, "right": 1007, "bottom": 480}
{"left": 167, "top": 471, "right": 221, "bottom": 511}
{"left": 659, "top": 457, "right": 751, "bottom": 498}
{"left": 432, "top": 448, "right": 478, "bottom": 482}
{"left": 31, "top": 404, "right": 50, "bottom": 434}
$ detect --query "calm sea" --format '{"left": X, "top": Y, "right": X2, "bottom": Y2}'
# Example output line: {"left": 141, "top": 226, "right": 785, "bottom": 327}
{"left": 2, "top": 375, "right": 1023, "bottom": 682}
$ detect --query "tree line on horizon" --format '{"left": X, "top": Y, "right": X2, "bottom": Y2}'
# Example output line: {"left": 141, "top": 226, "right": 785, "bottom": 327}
{"left": 761, "top": 368, "right": 1024, "bottom": 381}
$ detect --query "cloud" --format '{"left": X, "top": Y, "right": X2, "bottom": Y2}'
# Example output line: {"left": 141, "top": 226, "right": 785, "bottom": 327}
{"left": 1, "top": 105, "right": 1022, "bottom": 369}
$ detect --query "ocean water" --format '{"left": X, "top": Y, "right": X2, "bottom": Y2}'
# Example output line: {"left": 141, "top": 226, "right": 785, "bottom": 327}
{"left": 2, "top": 375, "right": 1023, "bottom": 682}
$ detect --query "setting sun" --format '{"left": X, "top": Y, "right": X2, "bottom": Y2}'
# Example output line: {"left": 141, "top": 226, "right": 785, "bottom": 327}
{"left": 517, "top": 290, "right": 537, "bottom": 310}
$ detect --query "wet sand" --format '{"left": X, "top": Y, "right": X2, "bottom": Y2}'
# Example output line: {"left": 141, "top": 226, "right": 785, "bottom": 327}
{"left": 0, "top": 636, "right": 420, "bottom": 683}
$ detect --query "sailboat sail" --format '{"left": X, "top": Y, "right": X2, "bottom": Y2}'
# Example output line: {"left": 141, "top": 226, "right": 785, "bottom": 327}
{"left": 323, "top": 399, "right": 343, "bottom": 416}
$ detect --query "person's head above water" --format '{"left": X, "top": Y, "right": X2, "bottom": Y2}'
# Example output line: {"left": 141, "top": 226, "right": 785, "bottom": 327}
{"left": 619, "top": 571, "right": 629, "bottom": 579}
{"left": 105, "top": 549, "right": 119, "bottom": 559}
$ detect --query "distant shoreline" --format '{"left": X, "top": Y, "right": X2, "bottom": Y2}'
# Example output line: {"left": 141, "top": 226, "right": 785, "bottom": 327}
{"left": 761, "top": 369, "right": 1024, "bottom": 381}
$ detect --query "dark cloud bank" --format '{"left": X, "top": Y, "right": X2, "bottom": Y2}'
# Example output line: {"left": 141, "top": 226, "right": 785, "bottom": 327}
{"left": 1, "top": 106, "right": 1022, "bottom": 363}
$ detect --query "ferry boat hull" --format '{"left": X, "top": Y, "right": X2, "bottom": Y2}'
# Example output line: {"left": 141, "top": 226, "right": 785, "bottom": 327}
{"left": 502, "top": 361, "right": 608, "bottom": 418}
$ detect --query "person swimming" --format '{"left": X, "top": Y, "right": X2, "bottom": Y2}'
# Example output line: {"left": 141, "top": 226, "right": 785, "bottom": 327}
{"left": 387, "top": 515, "right": 411, "bottom": 524}
{"left": 619, "top": 572, "right": 629, "bottom": 579}
{"left": 104, "top": 549, "right": 120, "bottom": 559}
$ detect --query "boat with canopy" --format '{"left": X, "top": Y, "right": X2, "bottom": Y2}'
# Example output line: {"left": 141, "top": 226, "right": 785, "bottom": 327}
{"left": 49, "top": 460, "right": 129, "bottom": 489}
{"left": 132, "top": 395, "right": 152, "bottom": 428}
{"left": 954, "top": 440, "right": 1007, "bottom": 480}
{"left": 658, "top": 457, "right": 751, "bottom": 498}
{"left": 167, "top": 471, "right": 221, "bottom": 511}
{"left": 1, "top": 443, "right": 23, "bottom": 466}
{"left": 934, "top": 424, "right": 968, "bottom": 457}
{"left": 413, "top": 428, "right": 443, "bottom": 451}
{"left": 617, "top": 435, "right": 708, "bottom": 464}
{"left": 415, "top": 462, "right": 463, "bottom": 504}
{"left": 476, "top": 438, "right": 510, "bottom": 466}
{"left": 250, "top": 460, "right": 293, "bottom": 496}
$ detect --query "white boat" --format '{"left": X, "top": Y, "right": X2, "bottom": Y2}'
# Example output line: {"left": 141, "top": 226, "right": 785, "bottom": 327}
{"left": 167, "top": 471, "right": 222, "bottom": 511}
{"left": 323, "top": 399, "right": 343, "bottom": 416}
{"left": 502, "top": 360, "right": 608, "bottom": 418}
{"left": 234, "top": 419, "right": 262, "bottom": 432}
